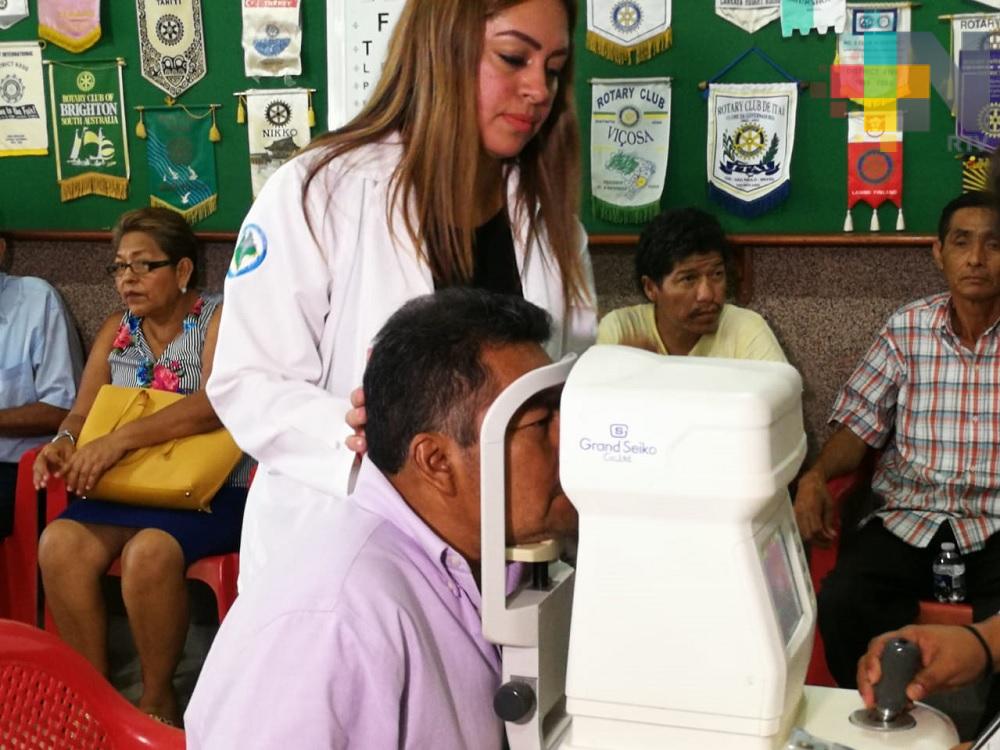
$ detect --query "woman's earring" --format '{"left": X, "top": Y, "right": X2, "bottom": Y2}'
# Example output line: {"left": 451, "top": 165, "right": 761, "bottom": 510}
{"left": 180, "top": 286, "right": 188, "bottom": 294}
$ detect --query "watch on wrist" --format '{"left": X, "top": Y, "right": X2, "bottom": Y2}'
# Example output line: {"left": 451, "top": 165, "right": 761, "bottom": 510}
{"left": 51, "top": 429, "right": 76, "bottom": 446}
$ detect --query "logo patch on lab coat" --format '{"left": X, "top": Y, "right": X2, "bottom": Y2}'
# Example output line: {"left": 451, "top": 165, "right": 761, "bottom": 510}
{"left": 228, "top": 223, "right": 268, "bottom": 277}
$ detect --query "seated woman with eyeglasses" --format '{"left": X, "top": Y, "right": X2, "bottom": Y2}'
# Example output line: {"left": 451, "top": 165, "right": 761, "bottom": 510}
{"left": 33, "top": 207, "right": 251, "bottom": 726}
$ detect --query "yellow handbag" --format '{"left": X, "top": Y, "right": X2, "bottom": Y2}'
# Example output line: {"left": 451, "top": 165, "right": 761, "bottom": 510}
{"left": 76, "top": 385, "right": 242, "bottom": 512}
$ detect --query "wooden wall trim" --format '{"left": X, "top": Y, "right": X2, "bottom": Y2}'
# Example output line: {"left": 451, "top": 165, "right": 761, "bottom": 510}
{"left": 4, "top": 230, "right": 936, "bottom": 247}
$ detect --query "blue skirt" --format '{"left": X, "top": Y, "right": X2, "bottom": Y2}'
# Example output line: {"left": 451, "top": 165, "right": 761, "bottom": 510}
{"left": 58, "top": 485, "right": 247, "bottom": 564}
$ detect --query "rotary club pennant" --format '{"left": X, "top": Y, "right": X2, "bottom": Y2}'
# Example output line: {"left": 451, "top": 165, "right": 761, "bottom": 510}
{"left": 136, "top": 0, "right": 207, "bottom": 99}
{"left": 590, "top": 78, "right": 671, "bottom": 224}
{"left": 242, "top": 0, "right": 301, "bottom": 78}
{"left": 137, "top": 105, "right": 219, "bottom": 223}
{"left": 47, "top": 59, "right": 129, "bottom": 200}
{"left": 962, "top": 153, "right": 991, "bottom": 193}
{"left": 707, "top": 83, "right": 798, "bottom": 217}
{"left": 0, "top": 42, "right": 48, "bottom": 157}
{"left": 957, "top": 46, "right": 1000, "bottom": 152}
{"left": 586, "top": 0, "right": 672, "bottom": 65}
{"left": 845, "top": 111, "right": 903, "bottom": 231}
{"left": 716, "top": 0, "right": 780, "bottom": 34}
{"left": 0, "top": 0, "right": 28, "bottom": 30}
{"left": 781, "top": 0, "right": 846, "bottom": 37}
{"left": 238, "top": 88, "right": 313, "bottom": 197}
{"left": 38, "top": 0, "right": 101, "bottom": 53}
{"left": 835, "top": 4, "right": 912, "bottom": 107}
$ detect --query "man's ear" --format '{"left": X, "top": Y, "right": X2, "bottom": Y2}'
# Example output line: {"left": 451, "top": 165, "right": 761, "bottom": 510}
{"left": 932, "top": 239, "right": 944, "bottom": 272}
{"left": 641, "top": 275, "right": 659, "bottom": 304}
{"left": 409, "top": 432, "right": 460, "bottom": 496}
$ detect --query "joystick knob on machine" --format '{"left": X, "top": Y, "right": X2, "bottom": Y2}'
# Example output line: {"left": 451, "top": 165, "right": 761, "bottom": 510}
{"left": 849, "top": 637, "right": 922, "bottom": 731}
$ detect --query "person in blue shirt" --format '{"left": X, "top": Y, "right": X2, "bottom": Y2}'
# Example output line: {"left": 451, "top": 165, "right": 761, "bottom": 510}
{"left": 0, "top": 237, "right": 83, "bottom": 537}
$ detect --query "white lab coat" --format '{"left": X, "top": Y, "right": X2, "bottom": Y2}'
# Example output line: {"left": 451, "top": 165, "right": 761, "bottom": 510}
{"left": 208, "top": 138, "right": 597, "bottom": 591}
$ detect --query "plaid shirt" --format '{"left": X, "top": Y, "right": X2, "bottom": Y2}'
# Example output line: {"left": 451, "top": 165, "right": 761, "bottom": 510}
{"left": 830, "top": 293, "right": 1000, "bottom": 553}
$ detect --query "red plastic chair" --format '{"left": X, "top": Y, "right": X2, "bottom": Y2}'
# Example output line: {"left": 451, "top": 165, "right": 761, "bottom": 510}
{"left": 0, "top": 445, "right": 49, "bottom": 624}
{"left": 0, "top": 618, "right": 184, "bottom": 748}
{"left": 805, "top": 459, "right": 972, "bottom": 687}
{"left": 0, "top": 445, "right": 239, "bottom": 630}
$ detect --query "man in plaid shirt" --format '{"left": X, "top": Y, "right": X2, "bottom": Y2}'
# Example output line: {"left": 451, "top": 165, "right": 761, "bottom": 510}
{"left": 794, "top": 191, "right": 1000, "bottom": 687}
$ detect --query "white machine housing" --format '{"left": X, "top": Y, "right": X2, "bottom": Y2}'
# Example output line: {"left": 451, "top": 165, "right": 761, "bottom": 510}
{"left": 558, "top": 346, "right": 812, "bottom": 750}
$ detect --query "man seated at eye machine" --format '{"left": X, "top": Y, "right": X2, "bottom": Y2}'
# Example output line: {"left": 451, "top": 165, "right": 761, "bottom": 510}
{"left": 794, "top": 191, "right": 1000, "bottom": 690}
{"left": 185, "top": 288, "right": 573, "bottom": 748}
{"left": 483, "top": 345, "right": 960, "bottom": 750}
{"left": 596, "top": 206, "right": 785, "bottom": 361}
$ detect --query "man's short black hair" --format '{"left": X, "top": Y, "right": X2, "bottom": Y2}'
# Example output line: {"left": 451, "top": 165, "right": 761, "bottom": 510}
{"left": 635, "top": 207, "right": 731, "bottom": 291}
{"left": 363, "top": 288, "right": 552, "bottom": 475}
{"left": 938, "top": 191, "right": 995, "bottom": 242}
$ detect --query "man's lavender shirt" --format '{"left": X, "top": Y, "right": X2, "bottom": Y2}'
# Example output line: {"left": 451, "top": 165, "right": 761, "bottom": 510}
{"left": 185, "top": 459, "right": 516, "bottom": 748}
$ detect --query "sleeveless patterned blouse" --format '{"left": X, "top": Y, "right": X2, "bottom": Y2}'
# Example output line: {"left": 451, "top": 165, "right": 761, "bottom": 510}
{"left": 107, "top": 293, "right": 252, "bottom": 487}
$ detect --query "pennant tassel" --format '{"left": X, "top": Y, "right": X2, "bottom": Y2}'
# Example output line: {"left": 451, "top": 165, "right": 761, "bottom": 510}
{"left": 592, "top": 197, "right": 661, "bottom": 224}
{"left": 843, "top": 209, "right": 854, "bottom": 233}
{"left": 59, "top": 174, "right": 128, "bottom": 202}
{"left": 870, "top": 209, "right": 880, "bottom": 232}
{"left": 151, "top": 194, "right": 217, "bottom": 224}
{"left": 708, "top": 180, "right": 792, "bottom": 219}
{"left": 585, "top": 28, "right": 672, "bottom": 65}
{"left": 136, "top": 109, "right": 147, "bottom": 139}
{"left": 236, "top": 96, "right": 246, "bottom": 124}
{"left": 209, "top": 106, "right": 221, "bottom": 142}
{"left": 896, "top": 207, "right": 905, "bottom": 232}
{"left": 307, "top": 91, "right": 315, "bottom": 128}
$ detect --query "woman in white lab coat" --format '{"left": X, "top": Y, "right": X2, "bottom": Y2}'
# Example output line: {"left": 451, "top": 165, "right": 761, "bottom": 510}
{"left": 207, "top": 0, "right": 597, "bottom": 590}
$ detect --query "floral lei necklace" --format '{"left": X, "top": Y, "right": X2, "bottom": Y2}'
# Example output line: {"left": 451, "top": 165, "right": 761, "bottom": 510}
{"left": 112, "top": 296, "right": 204, "bottom": 393}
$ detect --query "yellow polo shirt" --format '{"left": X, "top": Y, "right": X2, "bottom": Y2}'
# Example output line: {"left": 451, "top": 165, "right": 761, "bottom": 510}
{"left": 596, "top": 303, "right": 787, "bottom": 362}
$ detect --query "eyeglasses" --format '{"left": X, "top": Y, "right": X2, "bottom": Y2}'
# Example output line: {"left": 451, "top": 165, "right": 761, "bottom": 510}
{"left": 106, "top": 259, "right": 175, "bottom": 277}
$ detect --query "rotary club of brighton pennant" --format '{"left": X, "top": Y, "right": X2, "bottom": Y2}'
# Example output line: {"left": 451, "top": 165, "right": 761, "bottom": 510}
{"left": 137, "top": 105, "right": 220, "bottom": 223}
{"left": 0, "top": 42, "right": 48, "bottom": 157}
{"left": 136, "top": 0, "right": 207, "bottom": 99}
{"left": 716, "top": 0, "right": 780, "bottom": 34}
{"left": 707, "top": 83, "right": 797, "bottom": 217}
{"left": 326, "top": 0, "right": 401, "bottom": 129}
{"left": 47, "top": 59, "right": 130, "bottom": 200}
{"left": 845, "top": 111, "right": 903, "bottom": 231}
{"left": 237, "top": 88, "right": 313, "bottom": 198}
{"left": 586, "top": 0, "right": 672, "bottom": 65}
{"left": 242, "top": 0, "right": 301, "bottom": 78}
{"left": 38, "top": 0, "right": 101, "bottom": 53}
{"left": 781, "top": 0, "right": 846, "bottom": 37}
{"left": 957, "top": 46, "right": 1000, "bottom": 152}
{"left": 835, "top": 4, "right": 912, "bottom": 107}
{"left": 0, "top": 0, "right": 28, "bottom": 30}
{"left": 590, "top": 78, "right": 671, "bottom": 224}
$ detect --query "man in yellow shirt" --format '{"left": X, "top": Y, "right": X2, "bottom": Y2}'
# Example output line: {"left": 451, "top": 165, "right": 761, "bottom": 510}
{"left": 597, "top": 207, "right": 785, "bottom": 361}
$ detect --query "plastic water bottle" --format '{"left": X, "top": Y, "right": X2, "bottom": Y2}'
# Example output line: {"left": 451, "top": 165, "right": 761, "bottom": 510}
{"left": 932, "top": 542, "right": 966, "bottom": 603}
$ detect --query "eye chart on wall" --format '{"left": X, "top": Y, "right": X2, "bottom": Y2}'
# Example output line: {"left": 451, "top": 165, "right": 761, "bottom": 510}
{"left": 326, "top": 0, "right": 405, "bottom": 129}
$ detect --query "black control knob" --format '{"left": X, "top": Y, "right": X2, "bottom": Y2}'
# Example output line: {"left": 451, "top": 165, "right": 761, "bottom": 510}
{"left": 493, "top": 680, "right": 537, "bottom": 723}
{"left": 874, "top": 638, "right": 922, "bottom": 719}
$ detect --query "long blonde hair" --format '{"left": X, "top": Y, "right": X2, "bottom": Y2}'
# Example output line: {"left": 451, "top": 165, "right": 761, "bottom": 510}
{"left": 303, "top": 0, "right": 588, "bottom": 304}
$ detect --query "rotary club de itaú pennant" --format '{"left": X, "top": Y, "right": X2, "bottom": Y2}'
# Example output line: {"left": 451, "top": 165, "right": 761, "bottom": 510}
{"left": 0, "top": 42, "right": 49, "bottom": 157}
{"left": 587, "top": 0, "right": 671, "bottom": 65}
{"left": 590, "top": 78, "right": 671, "bottom": 223}
{"left": 38, "top": 0, "right": 101, "bottom": 53}
{"left": 238, "top": 88, "right": 313, "bottom": 197}
{"left": 136, "top": 0, "right": 206, "bottom": 99}
{"left": 781, "top": 0, "right": 846, "bottom": 37}
{"left": 845, "top": 111, "right": 903, "bottom": 231}
{"left": 137, "top": 105, "right": 220, "bottom": 223}
{"left": 242, "top": 0, "right": 302, "bottom": 77}
{"left": 0, "top": 0, "right": 28, "bottom": 30}
{"left": 707, "top": 83, "right": 798, "bottom": 217}
{"left": 716, "top": 0, "right": 780, "bottom": 34}
{"left": 48, "top": 60, "right": 130, "bottom": 200}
